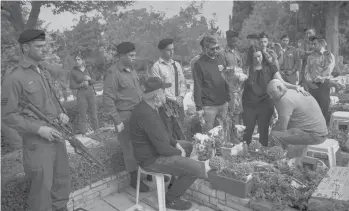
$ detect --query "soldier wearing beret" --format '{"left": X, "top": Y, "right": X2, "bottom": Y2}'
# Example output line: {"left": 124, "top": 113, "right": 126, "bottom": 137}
{"left": 220, "top": 30, "right": 244, "bottom": 123}
{"left": 1, "top": 29, "right": 71, "bottom": 211}
{"left": 304, "top": 35, "right": 335, "bottom": 122}
{"left": 149, "top": 38, "right": 187, "bottom": 140}
{"left": 103, "top": 42, "right": 150, "bottom": 192}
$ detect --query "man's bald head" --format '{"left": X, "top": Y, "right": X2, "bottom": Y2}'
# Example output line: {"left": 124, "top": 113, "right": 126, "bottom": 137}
{"left": 267, "top": 79, "right": 287, "bottom": 101}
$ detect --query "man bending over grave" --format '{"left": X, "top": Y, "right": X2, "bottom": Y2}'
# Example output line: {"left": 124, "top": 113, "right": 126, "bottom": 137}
{"left": 267, "top": 79, "right": 328, "bottom": 157}
{"left": 129, "top": 77, "right": 205, "bottom": 210}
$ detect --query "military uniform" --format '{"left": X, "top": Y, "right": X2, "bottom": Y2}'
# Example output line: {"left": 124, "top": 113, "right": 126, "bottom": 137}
{"left": 278, "top": 45, "right": 301, "bottom": 85}
{"left": 102, "top": 42, "right": 146, "bottom": 189}
{"left": 304, "top": 37, "right": 335, "bottom": 121}
{"left": 1, "top": 29, "right": 71, "bottom": 211}
{"left": 220, "top": 30, "right": 244, "bottom": 122}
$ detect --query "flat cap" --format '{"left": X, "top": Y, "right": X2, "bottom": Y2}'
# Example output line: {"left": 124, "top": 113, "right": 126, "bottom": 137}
{"left": 246, "top": 33, "right": 259, "bottom": 40}
{"left": 18, "top": 29, "right": 45, "bottom": 43}
{"left": 309, "top": 35, "right": 324, "bottom": 42}
{"left": 144, "top": 77, "right": 171, "bottom": 93}
{"left": 116, "top": 42, "right": 136, "bottom": 54}
{"left": 158, "top": 38, "right": 174, "bottom": 50}
{"left": 226, "top": 30, "right": 239, "bottom": 38}
{"left": 259, "top": 32, "right": 268, "bottom": 39}
{"left": 280, "top": 34, "right": 289, "bottom": 40}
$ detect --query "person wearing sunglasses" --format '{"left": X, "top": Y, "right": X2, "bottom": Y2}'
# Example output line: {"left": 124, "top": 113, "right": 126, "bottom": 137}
{"left": 192, "top": 34, "right": 230, "bottom": 131}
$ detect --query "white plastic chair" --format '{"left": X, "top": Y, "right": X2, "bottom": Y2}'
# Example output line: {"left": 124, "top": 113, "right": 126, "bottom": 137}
{"left": 302, "top": 139, "right": 340, "bottom": 167}
{"left": 136, "top": 167, "right": 171, "bottom": 211}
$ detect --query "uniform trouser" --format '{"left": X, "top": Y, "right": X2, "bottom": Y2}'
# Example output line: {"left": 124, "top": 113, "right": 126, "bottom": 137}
{"left": 308, "top": 80, "right": 330, "bottom": 123}
{"left": 142, "top": 140, "right": 204, "bottom": 203}
{"left": 23, "top": 136, "right": 71, "bottom": 211}
{"left": 158, "top": 106, "right": 186, "bottom": 140}
{"left": 77, "top": 89, "right": 99, "bottom": 134}
{"left": 243, "top": 101, "right": 274, "bottom": 146}
{"left": 117, "top": 111, "right": 138, "bottom": 173}
{"left": 202, "top": 102, "right": 229, "bottom": 132}
{"left": 269, "top": 128, "right": 326, "bottom": 157}
{"left": 1, "top": 122, "right": 22, "bottom": 148}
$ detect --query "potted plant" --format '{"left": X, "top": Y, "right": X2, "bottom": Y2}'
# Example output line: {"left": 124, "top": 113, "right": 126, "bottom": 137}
{"left": 208, "top": 159, "right": 254, "bottom": 198}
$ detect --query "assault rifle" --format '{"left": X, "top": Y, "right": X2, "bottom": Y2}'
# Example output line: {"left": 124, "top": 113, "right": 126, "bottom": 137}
{"left": 19, "top": 100, "right": 105, "bottom": 168}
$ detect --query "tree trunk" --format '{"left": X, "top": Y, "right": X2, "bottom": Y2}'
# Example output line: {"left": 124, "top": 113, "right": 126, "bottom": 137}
{"left": 325, "top": 2, "right": 340, "bottom": 73}
{"left": 26, "top": 1, "right": 42, "bottom": 29}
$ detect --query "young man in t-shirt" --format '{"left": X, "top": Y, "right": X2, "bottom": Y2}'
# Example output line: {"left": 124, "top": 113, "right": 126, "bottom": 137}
{"left": 267, "top": 79, "right": 327, "bottom": 156}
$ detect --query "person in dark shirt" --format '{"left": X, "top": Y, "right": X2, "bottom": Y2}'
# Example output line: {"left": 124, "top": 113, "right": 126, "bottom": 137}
{"left": 242, "top": 46, "right": 308, "bottom": 146}
{"left": 192, "top": 34, "right": 230, "bottom": 131}
{"left": 70, "top": 52, "right": 99, "bottom": 135}
{"left": 130, "top": 77, "right": 205, "bottom": 210}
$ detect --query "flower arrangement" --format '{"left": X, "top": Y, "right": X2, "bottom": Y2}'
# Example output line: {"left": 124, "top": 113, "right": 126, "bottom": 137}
{"left": 192, "top": 133, "right": 215, "bottom": 161}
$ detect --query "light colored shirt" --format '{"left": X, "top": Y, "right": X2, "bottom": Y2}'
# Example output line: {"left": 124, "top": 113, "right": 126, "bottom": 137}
{"left": 150, "top": 57, "right": 186, "bottom": 101}
{"left": 275, "top": 89, "right": 328, "bottom": 137}
{"left": 304, "top": 48, "right": 335, "bottom": 83}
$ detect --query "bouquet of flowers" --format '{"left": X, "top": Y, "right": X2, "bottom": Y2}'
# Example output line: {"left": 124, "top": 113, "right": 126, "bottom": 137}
{"left": 192, "top": 133, "right": 215, "bottom": 161}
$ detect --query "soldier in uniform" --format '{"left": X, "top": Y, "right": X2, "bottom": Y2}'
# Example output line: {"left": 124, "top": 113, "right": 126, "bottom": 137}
{"left": 220, "top": 30, "right": 244, "bottom": 123}
{"left": 277, "top": 35, "right": 302, "bottom": 85}
{"left": 103, "top": 42, "right": 150, "bottom": 192}
{"left": 150, "top": 38, "right": 187, "bottom": 140}
{"left": 304, "top": 35, "right": 335, "bottom": 122}
{"left": 259, "top": 32, "right": 281, "bottom": 70}
{"left": 1, "top": 29, "right": 71, "bottom": 211}
{"left": 300, "top": 28, "right": 316, "bottom": 87}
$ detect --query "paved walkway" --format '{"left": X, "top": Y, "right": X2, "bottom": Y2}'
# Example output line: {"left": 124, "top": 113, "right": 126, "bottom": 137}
{"left": 81, "top": 180, "right": 214, "bottom": 211}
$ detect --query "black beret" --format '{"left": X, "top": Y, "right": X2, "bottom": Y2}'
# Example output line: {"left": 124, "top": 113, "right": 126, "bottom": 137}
{"left": 226, "top": 30, "right": 239, "bottom": 38}
{"left": 280, "top": 35, "right": 289, "bottom": 40}
{"left": 18, "top": 29, "right": 45, "bottom": 43}
{"left": 259, "top": 32, "right": 268, "bottom": 39}
{"left": 116, "top": 42, "right": 136, "bottom": 54}
{"left": 158, "top": 38, "right": 174, "bottom": 50}
{"left": 309, "top": 35, "right": 325, "bottom": 42}
{"left": 246, "top": 34, "right": 259, "bottom": 40}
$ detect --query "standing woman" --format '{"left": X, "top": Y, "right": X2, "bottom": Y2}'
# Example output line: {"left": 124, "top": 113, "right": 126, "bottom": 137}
{"left": 242, "top": 46, "right": 307, "bottom": 146}
{"left": 70, "top": 52, "right": 99, "bottom": 135}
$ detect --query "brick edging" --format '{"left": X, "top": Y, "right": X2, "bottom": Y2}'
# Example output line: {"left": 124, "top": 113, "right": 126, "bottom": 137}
{"left": 67, "top": 171, "right": 131, "bottom": 210}
{"left": 184, "top": 179, "right": 298, "bottom": 211}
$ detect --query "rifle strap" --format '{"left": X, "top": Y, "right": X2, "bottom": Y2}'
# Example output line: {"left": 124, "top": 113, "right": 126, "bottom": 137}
{"left": 39, "top": 65, "right": 67, "bottom": 115}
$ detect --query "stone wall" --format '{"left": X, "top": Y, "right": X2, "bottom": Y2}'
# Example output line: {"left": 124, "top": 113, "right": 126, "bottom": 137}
{"left": 184, "top": 179, "right": 298, "bottom": 211}
{"left": 67, "top": 171, "right": 130, "bottom": 211}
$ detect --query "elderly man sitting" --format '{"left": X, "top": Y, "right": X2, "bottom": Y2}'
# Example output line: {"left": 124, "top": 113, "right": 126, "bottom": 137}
{"left": 129, "top": 77, "right": 205, "bottom": 210}
{"left": 267, "top": 79, "right": 328, "bottom": 156}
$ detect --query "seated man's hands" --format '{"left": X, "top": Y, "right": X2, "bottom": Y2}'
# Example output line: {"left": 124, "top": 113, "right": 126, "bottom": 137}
{"left": 176, "top": 143, "right": 186, "bottom": 157}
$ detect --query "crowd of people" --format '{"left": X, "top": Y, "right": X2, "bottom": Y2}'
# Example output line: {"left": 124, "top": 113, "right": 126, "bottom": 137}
{"left": 0, "top": 26, "right": 335, "bottom": 211}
